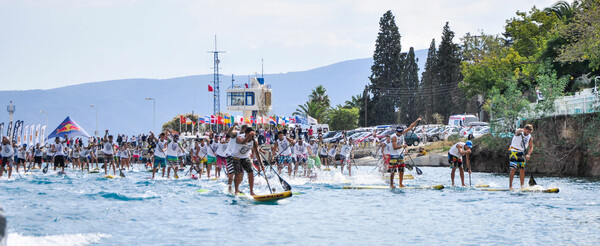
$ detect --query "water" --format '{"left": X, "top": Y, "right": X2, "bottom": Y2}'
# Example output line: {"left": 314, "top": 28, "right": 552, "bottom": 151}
{"left": 1, "top": 165, "right": 599, "bottom": 245}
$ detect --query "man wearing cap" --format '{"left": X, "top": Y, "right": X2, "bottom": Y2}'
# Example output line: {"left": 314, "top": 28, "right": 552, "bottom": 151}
{"left": 448, "top": 140, "right": 472, "bottom": 186}
{"left": 388, "top": 118, "right": 421, "bottom": 188}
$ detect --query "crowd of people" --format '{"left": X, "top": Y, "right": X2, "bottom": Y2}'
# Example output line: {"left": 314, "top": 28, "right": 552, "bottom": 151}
{"left": 0, "top": 121, "right": 535, "bottom": 191}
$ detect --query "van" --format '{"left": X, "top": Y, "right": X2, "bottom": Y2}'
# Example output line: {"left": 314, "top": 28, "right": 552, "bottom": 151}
{"left": 448, "top": 114, "right": 478, "bottom": 127}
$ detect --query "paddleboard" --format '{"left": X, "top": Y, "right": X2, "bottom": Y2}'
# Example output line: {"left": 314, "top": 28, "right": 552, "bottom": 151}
{"left": 343, "top": 185, "right": 444, "bottom": 190}
{"left": 88, "top": 170, "right": 100, "bottom": 174}
{"left": 474, "top": 184, "right": 489, "bottom": 188}
{"left": 196, "top": 189, "right": 209, "bottom": 193}
{"left": 237, "top": 191, "right": 293, "bottom": 202}
{"left": 322, "top": 168, "right": 331, "bottom": 171}
{"left": 57, "top": 171, "right": 67, "bottom": 175}
{"left": 31, "top": 166, "right": 40, "bottom": 170}
{"left": 382, "top": 174, "right": 415, "bottom": 180}
{"left": 102, "top": 175, "right": 116, "bottom": 179}
{"left": 478, "top": 187, "right": 559, "bottom": 193}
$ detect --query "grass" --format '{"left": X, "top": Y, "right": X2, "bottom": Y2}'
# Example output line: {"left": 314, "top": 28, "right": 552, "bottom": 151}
{"left": 423, "top": 140, "right": 456, "bottom": 153}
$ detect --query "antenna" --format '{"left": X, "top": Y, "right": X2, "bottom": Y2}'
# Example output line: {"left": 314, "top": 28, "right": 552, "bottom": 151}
{"left": 261, "top": 58, "right": 264, "bottom": 78}
{"left": 208, "top": 35, "right": 225, "bottom": 132}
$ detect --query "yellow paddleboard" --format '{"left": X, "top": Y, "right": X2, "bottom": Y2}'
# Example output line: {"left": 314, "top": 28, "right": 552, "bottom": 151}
{"left": 343, "top": 185, "right": 444, "bottom": 190}
{"left": 479, "top": 188, "right": 559, "bottom": 193}
{"left": 382, "top": 174, "right": 414, "bottom": 180}
{"left": 252, "top": 190, "right": 293, "bottom": 202}
{"left": 102, "top": 175, "right": 116, "bottom": 179}
{"left": 474, "top": 184, "right": 489, "bottom": 188}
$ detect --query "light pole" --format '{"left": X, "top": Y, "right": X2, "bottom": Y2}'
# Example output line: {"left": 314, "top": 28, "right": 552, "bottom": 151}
{"left": 145, "top": 98, "right": 156, "bottom": 132}
{"left": 90, "top": 105, "right": 98, "bottom": 136}
{"left": 39, "top": 110, "right": 48, "bottom": 126}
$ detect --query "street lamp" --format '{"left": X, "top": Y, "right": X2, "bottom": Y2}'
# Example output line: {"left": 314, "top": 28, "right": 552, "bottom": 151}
{"left": 39, "top": 110, "right": 48, "bottom": 126}
{"left": 145, "top": 98, "right": 156, "bottom": 132}
{"left": 90, "top": 105, "right": 98, "bottom": 136}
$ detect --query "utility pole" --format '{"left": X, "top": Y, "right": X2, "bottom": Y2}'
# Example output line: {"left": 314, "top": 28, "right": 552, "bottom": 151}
{"left": 208, "top": 35, "right": 225, "bottom": 133}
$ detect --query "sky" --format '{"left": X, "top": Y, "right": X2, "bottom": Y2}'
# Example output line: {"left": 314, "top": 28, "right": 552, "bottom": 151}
{"left": 0, "top": 0, "right": 557, "bottom": 91}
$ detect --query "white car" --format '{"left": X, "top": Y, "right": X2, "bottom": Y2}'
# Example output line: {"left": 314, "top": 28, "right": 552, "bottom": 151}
{"left": 473, "top": 127, "right": 490, "bottom": 138}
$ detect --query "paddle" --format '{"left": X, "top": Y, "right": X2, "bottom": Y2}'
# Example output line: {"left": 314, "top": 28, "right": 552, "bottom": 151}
{"left": 256, "top": 152, "right": 273, "bottom": 194}
{"left": 42, "top": 163, "right": 49, "bottom": 174}
{"left": 406, "top": 154, "right": 423, "bottom": 175}
{"left": 259, "top": 151, "right": 291, "bottom": 191}
{"left": 520, "top": 132, "right": 536, "bottom": 186}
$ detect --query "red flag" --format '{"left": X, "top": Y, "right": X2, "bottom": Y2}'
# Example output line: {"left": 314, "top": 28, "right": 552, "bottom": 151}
{"left": 180, "top": 115, "right": 186, "bottom": 124}
{"left": 208, "top": 85, "right": 214, "bottom": 92}
{"left": 218, "top": 116, "right": 225, "bottom": 125}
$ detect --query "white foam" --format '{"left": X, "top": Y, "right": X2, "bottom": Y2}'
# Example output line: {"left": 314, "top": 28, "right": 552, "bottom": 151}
{"left": 8, "top": 232, "right": 111, "bottom": 246}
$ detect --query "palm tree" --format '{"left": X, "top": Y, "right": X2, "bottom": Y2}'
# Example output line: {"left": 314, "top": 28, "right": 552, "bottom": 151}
{"left": 344, "top": 94, "right": 363, "bottom": 109}
{"left": 544, "top": 0, "right": 581, "bottom": 22}
{"left": 308, "top": 85, "right": 330, "bottom": 108}
{"left": 293, "top": 100, "right": 328, "bottom": 123}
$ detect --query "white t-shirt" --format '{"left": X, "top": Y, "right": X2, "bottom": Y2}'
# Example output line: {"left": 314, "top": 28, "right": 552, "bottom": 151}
{"left": 448, "top": 142, "right": 465, "bottom": 158}
{"left": 382, "top": 142, "right": 391, "bottom": 155}
{"left": 389, "top": 134, "right": 406, "bottom": 156}
{"left": 510, "top": 133, "right": 531, "bottom": 152}
{"left": 233, "top": 133, "right": 254, "bottom": 159}
{"left": 35, "top": 147, "right": 43, "bottom": 157}
{"left": 154, "top": 140, "right": 167, "bottom": 158}
{"left": 226, "top": 137, "right": 237, "bottom": 157}
{"left": 1, "top": 144, "right": 14, "bottom": 158}
{"left": 216, "top": 142, "right": 228, "bottom": 157}
{"left": 328, "top": 147, "right": 337, "bottom": 158}
{"left": 340, "top": 144, "right": 353, "bottom": 158}
{"left": 206, "top": 143, "right": 217, "bottom": 157}
{"left": 277, "top": 138, "right": 291, "bottom": 156}
{"left": 295, "top": 143, "right": 308, "bottom": 156}
{"left": 54, "top": 143, "right": 66, "bottom": 156}
{"left": 166, "top": 141, "right": 181, "bottom": 157}
{"left": 310, "top": 143, "right": 318, "bottom": 156}
{"left": 319, "top": 144, "right": 328, "bottom": 156}
{"left": 102, "top": 141, "right": 114, "bottom": 155}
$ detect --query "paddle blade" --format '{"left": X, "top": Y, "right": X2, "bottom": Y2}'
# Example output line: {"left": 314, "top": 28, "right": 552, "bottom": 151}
{"left": 528, "top": 172, "right": 537, "bottom": 186}
{"left": 42, "top": 164, "right": 49, "bottom": 174}
{"left": 405, "top": 163, "right": 414, "bottom": 171}
{"left": 415, "top": 167, "right": 423, "bottom": 175}
{"left": 119, "top": 169, "right": 126, "bottom": 178}
{"left": 280, "top": 177, "right": 292, "bottom": 191}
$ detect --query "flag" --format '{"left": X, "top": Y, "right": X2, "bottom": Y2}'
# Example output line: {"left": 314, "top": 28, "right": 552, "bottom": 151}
{"left": 29, "top": 124, "right": 34, "bottom": 144}
{"left": 180, "top": 115, "right": 186, "bottom": 124}
{"left": 224, "top": 115, "right": 231, "bottom": 124}
{"left": 308, "top": 115, "right": 318, "bottom": 124}
{"left": 210, "top": 115, "right": 216, "bottom": 124}
{"left": 40, "top": 125, "right": 47, "bottom": 145}
{"left": 198, "top": 116, "right": 205, "bottom": 124}
{"left": 204, "top": 115, "right": 211, "bottom": 124}
{"left": 269, "top": 117, "right": 276, "bottom": 125}
{"left": 218, "top": 116, "right": 225, "bottom": 125}
{"left": 257, "top": 116, "right": 262, "bottom": 125}
{"left": 23, "top": 125, "right": 29, "bottom": 145}
{"left": 186, "top": 118, "right": 192, "bottom": 125}
{"left": 34, "top": 124, "right": 41, "bottom": 144}
{"left": 208, "top": 85, "right": 214, "bottom": 92}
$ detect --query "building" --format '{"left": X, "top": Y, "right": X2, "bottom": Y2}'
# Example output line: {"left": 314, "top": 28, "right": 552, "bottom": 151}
{"left": 226, "top": 77, "right": 272, "bottom": 119}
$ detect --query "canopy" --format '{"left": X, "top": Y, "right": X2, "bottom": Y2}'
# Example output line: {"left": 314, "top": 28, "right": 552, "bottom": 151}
{"left": 47, "top": 116, "right": 91, "bottom": 139}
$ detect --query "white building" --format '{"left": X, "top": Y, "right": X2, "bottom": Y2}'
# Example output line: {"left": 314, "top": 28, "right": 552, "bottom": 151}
{"left": 226, "top": 77, "right": 272, "bottom": 118}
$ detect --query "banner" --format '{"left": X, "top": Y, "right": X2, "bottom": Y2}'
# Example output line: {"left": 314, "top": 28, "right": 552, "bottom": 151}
{"left": 0, "top": 122, "right": 3, "bottom": 140}
{"left": 35, "top": 124, "right": 41, "bottom": 144}
{"left": 6, "top": 121, "right": 13, "bottom": 141}
{"left": 12, "top": 120, "right": 22, "bottom": 144}
{"left": 47, "top": 117, "right": 90, "bottom": 139}
{"left": 23, "top": 125, "right": 29, "bottom": 145}
{"left": 29, "top": 124, "right": 35, "bottom": 145}
{"left": 40, "top": 125, "right": 47, "bottom": 145}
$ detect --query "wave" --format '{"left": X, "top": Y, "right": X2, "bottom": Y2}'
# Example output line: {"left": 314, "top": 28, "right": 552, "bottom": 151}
{"left": 90, "top": 191, "right": 159, "bottom": 201}
{"left": 8, "top": 232, "right": 111, "bottom": 246}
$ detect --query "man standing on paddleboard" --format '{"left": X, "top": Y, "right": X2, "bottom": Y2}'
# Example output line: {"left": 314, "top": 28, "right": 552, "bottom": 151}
{"left": 448, "top": 141, "right": 472, "bottom": 186}
{"left": 388, "top": 118, "right": 421, "bottom": 188}
{"left": 232, "top": 127, "right": 262, "bottom": 195}
{"left": 509, "top": 124, "right": 534, "bottom": 189}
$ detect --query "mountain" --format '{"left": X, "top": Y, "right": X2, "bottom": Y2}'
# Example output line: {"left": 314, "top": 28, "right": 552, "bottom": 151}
{"left": 0, "top": 49, "right": 427, "bottom": 135}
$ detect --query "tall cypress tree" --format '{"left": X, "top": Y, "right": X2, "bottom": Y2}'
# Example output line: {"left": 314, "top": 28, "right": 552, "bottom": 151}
{"left": 421, "top": 39, "right": 438, "bottom": 122}
{"left": 368, "top": 10, "right": 403, "bottom": 125}
{"left": 399, "top": 47, "right": 419, "bottom": 123}
{"left": 436, "top": 22, "right": 463, "bottom": 119}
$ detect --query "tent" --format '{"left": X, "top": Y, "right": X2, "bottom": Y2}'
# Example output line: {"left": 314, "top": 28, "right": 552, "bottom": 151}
{"left": 47, "top": 116, "right": 91, "bottom": 139}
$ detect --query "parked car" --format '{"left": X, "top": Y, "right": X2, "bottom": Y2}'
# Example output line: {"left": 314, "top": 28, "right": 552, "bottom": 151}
{"left": 404, "top": 131, "right": 422, "bottom": 146}
{"left": 473, "top": 127, "right": 490, "bottom": 138}
{"left": 426, "top": 127, "right": 444, "bottom": 142}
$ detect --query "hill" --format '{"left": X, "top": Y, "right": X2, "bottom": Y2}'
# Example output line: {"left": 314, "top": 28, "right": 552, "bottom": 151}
{"left": 0, "top": 49, "right": 427, "bottom": 135}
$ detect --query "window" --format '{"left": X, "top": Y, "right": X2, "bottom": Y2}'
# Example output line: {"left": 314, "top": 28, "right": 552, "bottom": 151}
{"left": 246, "top": 92, "right": 255, "bottom": 106}
{"left": 228, "top": 92, "right": 244, "bottom": 106}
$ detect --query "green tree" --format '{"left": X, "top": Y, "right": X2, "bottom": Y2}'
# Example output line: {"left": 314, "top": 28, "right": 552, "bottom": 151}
{"left": 308, "top": 85, "right": 331, "bottom": 108}
{"left": 436, "top": 22, "right": 467, "bottom": 119}
{"left": 399, "top": 47, "right": 420, "bottom": 123}
{"left": 367, "top": 10, "right": 404, "bottom": 125}
{"left": 544, "top": 0, "right": 581, "bottom": 23}
{"left": 421, "top": 39, "right": 438, "bottom": 122}
{"left": 556, "top": 0, "right": 600, "bottom": 71}
{"left": 293, "top": 100, "right": 328, "bottom": 124}
{"left": 344, "top": 94, "right": 363, "bottom": 109}
{"left": 326, "top": 106, "right": 360, "bottom": 130}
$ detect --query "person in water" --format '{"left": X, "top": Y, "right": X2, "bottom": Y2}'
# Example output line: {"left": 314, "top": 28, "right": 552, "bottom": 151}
{"left": 448, "top": 141, "right": 472, "bottom": 186}
{"left": 509, "top": 124, "right": 534, "bottom": 189}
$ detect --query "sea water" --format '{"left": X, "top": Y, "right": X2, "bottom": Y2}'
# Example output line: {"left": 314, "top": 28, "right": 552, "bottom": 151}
{"left": 1, "top": 166, "right": 599, "bottom": 245}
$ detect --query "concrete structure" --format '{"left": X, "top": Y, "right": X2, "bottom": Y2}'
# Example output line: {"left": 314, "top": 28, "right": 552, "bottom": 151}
{"left": 226, "top": 77, "right": 272, "bottom": 119}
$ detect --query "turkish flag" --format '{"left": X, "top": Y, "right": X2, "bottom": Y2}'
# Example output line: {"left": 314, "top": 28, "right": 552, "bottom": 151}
{"left": 180, "top": 115, "right": 186, "bottom": 124}
{"left": 208, "top": 85, "right": 214, "bottom": 92}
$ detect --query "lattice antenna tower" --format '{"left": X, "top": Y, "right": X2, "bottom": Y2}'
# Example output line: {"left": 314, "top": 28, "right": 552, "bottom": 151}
{"left": 208, "top": 35, "right": 225, "bottom": 131}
